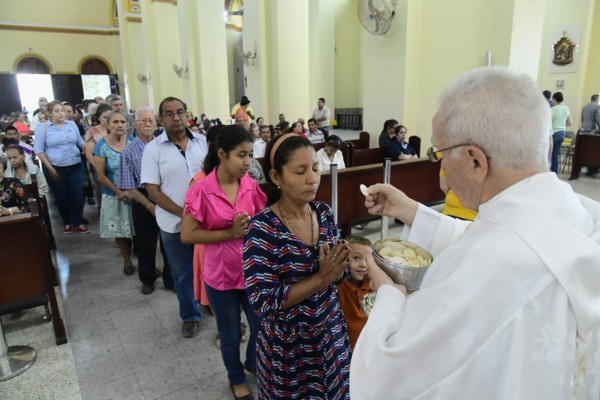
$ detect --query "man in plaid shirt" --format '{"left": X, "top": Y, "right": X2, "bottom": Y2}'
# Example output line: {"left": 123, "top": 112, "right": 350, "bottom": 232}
{"left": 119, "top": 106, "right": 173, "bottom": 295}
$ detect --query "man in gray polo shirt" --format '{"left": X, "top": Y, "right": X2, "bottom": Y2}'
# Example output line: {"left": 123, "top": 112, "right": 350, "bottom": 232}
{"left": 311, "top": 97, "right": 331, "bottom": 140}
{"left": 141, "top": 97, "right": 207, "bottom": 338}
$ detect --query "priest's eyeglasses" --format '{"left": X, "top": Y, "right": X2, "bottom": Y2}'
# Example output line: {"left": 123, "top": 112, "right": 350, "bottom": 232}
{"left": 426, "top": 144, "right": 469, "bottom": 162}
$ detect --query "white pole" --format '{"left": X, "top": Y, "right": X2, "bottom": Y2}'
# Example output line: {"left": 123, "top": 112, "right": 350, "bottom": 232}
{"left": 485, "top": 51, "right": 492, "bottom": 67}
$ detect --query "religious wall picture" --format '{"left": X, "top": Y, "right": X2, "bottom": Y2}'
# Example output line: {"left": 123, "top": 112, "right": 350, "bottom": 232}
{"left": 548, "top": 25, "right": 579, "bottom": 74}
{"left": 552, "top": 33, "right": 575, "bottom": 66}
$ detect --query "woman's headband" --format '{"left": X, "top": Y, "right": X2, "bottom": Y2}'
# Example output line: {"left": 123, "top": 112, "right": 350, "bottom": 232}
{"left": 269, "top": 133, "right": 296, "bottom": 168}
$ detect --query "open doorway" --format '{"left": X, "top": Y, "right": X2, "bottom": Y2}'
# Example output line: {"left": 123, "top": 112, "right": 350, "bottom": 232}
{"left": 16, "top": 74, "right": 53, "bottom": 117}
{"left": 82, "top": 75, "right": 112, "bottom": 100}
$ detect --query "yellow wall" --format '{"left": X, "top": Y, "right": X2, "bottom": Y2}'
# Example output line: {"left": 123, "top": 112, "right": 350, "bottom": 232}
{"left": 242, "top": 0, "right": 270, "bottom": 122}
{"left": 1, "top": 0, "right": 112, "bottom": 26}
{"left": 270, "top": 1, "right": 311, "bottom": 123}
{"left": 507, "top": 0, "right": 545, "bottom": 79}
{"left": 116, "top": 0, "right": 149, "bottom": 110}
{"left": 537, "top": 0, "right": 594, "bottom": 129}
{"left": 0, "top": 0, "right": 119, "bottom": 74}
{"left": 142, "top": 1, "right": 183, "bottom": 105}
{"left": 334, "top": 0, "right": 362, "bottom": 109}
{"left": 226, "top": 29, "right": 240, "bottom": 111}
{"left": 582, "top": 0, "right": 600, "bottom": 101}
{"left": 0, "top": 30, "right": 120, "bottom": 75}
{"left": 403, "top": 0, "right": 515, "bottom": 148}
{"left": 309, "top": 0, "right": 336, "bottom": 114}
{"left": 0, "top": 0, "right": 123, "bottom": 105}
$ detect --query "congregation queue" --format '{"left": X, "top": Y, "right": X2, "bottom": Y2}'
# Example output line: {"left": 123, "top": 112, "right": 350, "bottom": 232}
{"left": 2, "top": 66, "right": 599, "bottom": 400}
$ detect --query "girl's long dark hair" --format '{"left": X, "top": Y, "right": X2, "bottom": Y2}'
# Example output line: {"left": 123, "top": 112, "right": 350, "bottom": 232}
{"left": 203, "top": 125, "right": 253, "bottom": 175}
{"left": 263, "top": 134, "right": 313, "bottom": 205}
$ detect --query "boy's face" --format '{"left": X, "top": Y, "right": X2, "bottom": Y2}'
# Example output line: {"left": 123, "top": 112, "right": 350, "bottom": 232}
{"left": 348, "top": 243, "right": 372, "bottom": 284}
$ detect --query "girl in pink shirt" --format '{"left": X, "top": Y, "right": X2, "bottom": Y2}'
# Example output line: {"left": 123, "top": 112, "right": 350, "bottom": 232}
{"left": 181, "top": 125, "right": 266, "bottom": 400}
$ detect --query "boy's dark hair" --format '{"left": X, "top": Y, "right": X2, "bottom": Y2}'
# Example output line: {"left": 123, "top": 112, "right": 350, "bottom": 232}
{"left": 346, "top": 235, "right": 373, "bottom": 247}
{"left": 542, "top": 90, "right": 552, "bottom": 100}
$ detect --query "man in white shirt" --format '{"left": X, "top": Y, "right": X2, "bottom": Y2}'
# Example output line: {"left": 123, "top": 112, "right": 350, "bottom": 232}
{"left": 352, "top": 67, "right": 600, "bottom": 400}
{"left": 306, "top": 118, "right": 324, "bottom": 144}
{"left": 311, "top": 97, "right": 331, "bottom": 140}
{"left": 141, "top": 97, "right": 208, "bottom": 338}
{"left": 253, "top": 125, "right": 271, "bottom": 159}
{"left": 29, "top": 97, "right": 48, "bottom": 132}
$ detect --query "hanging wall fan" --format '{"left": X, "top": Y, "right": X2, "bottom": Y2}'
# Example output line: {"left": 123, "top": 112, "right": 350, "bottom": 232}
{"left": 357, "top": 0, "right": 397, "bottom": 35}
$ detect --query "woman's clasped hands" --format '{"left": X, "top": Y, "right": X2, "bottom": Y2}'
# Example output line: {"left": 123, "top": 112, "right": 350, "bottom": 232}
{"left": 318, "top": 239, "right": 351, "bottom": 286}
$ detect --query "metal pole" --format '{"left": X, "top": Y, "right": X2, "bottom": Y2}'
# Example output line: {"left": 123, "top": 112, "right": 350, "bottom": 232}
{"left": 330, "top": 163, "right": 338, "bottom": 225}
{"left": 381, "top": 158, "right": 391, "bottom": 240}
{"left": 0, "top": 319, "right": 37, "bottom": 382}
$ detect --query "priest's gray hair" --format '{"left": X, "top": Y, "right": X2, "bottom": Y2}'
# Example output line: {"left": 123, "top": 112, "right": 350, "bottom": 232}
{"left": 135, "top": 106, "right": 155, "bottom": 120}
{"left": 436, "top": 66, "right": 550, "bottom": 170}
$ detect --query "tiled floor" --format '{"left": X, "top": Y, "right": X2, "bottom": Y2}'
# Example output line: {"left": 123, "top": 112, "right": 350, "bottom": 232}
{"left": 1, "top": 130, "right": 599, "bottom": 399}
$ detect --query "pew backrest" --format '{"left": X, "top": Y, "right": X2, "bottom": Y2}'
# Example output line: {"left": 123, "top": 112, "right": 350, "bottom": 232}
{"left": 258, "top": 158, "right": 444, "bottom": 235}
{"left": 351, "top": 147, "right": 387, "bottom": 167}
{"left": 359, "top": 131, "right": 370, "bottom": 149}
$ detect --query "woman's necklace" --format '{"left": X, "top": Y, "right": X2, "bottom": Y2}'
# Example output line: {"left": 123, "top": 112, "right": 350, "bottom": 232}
{"left": 278, "top": 201, "right": 318, "bottom": 248}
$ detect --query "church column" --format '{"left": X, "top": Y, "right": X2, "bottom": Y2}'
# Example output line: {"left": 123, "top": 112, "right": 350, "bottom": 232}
{"left": 267, "top": 1, "right": 311, "bottom": 123}
{"left": 242, "top": 0, "right": 270, "bottom": 121}
{"left": 185, "top": 1, "right": 230, "bottom": 123}
{"left": 309, "top": 0, "right": 336, "bottom": 117}
{"left": 115, "top": 0, "right": 148, "bottom": 109}
{"left": 140, "top": 0, "right": 183, "bottom": 109}
{"left": 508, "top": 0, "right": 546, "bottom": 79}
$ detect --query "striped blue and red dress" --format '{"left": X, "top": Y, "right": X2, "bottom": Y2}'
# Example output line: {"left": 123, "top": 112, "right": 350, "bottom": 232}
{"left": 243, "top": 201, "right": 350, "bottom": 399}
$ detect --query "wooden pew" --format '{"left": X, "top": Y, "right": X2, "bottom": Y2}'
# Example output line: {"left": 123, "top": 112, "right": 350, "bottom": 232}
{"left": 26, "top": 174, "right": 56, "bottom": 251}
{"left": 259, "top": 158, "right": 444, "bottom": 235}
{"left": 351, "top": 147, "right": 387, "bottom": 167}
{"left": 569, "top": 132, "right": 600, "bottom": 180}
{"left": 350, "top": 135, "right": 422, "bottom": 167}
{"left": 24, "top": 183, "right": 59, "bottom": 288}
{"left": 255, "top": 140, "right": 354, "bottom": 172}
{"left": 409, "top": 136, "right": 422, "bottom": 157}
{"left": 359, "top": 131, "right": 370, "bottom": 149}
{"left": 0, "top": 200, "right": 67, "bottom": 345}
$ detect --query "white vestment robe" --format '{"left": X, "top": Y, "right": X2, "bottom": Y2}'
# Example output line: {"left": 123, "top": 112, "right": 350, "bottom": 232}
{"left": 351, "top": 172, "right": 600, "bottom": 400}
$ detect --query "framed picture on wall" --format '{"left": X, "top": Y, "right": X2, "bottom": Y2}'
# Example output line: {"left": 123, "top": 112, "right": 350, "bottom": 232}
{"left": 548, "top": 25, "right": 579, "bottom": 74}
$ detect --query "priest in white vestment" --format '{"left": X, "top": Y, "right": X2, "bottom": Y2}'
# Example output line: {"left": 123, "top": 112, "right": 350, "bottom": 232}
{"left": 351, "top": 67, "right": 600, "bottom": 400}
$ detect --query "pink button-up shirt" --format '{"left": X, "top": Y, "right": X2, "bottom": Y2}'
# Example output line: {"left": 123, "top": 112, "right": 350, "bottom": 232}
{"left": 184, "top": 168, "right": 266, "bottom": 290}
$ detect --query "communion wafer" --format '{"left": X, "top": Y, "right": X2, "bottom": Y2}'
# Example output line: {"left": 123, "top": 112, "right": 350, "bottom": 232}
{"left": 403, "top": 248, "right": 417, "bottom": 260}
{"left": 377, "top": 245, "right": 430, "bottom": 268}
{"left": 359, "top": 184, "right": 369, "bottom": 197}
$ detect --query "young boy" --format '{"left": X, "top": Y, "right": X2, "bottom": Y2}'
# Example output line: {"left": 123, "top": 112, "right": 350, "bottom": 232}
{"left": 337, "top": 235, "right": 374, "bottom": 351}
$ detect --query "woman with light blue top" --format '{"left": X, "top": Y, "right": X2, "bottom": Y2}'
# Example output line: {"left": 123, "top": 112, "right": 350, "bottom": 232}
{"left": 34, "top": 100, "right": 90, "bottom": 234}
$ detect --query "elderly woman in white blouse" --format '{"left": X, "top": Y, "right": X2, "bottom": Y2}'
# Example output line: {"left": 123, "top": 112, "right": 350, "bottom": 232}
{"left": 316, "top": 134, "right": 346, "bottom": 173}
